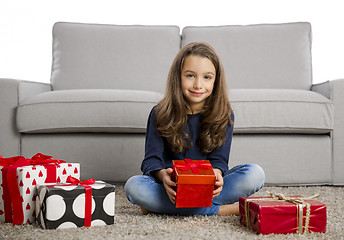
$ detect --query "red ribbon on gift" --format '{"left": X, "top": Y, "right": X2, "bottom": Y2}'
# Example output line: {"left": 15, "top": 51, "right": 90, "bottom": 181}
{"left": 0, "top": 155, "right": 25, "bottom": 223}
{"left": 174, "top": 159, "right": 212, "bottom": 173}
{"left": 31, "top": 153, "right": 66, "bottom": 183}
{"left": 66, "top": 176, "right": 95, "bottom": 227}
{"left": 0, "top": 153, "right": 65, "bottom": 225}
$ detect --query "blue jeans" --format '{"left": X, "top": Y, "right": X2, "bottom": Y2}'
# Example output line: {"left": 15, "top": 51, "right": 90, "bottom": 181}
{"left": 124, "top": 164, "right": 265, "bottom": 216}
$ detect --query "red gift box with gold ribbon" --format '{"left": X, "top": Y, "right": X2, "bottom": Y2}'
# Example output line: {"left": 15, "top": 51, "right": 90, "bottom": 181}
{"left": 0, "top": 153, "right": 80, "bottom": 225}
{"left": 172, "top": 159, "right": 215, "bottom": 208}
{"left": 239, "top": 194, "right": 327, "bottom": 235}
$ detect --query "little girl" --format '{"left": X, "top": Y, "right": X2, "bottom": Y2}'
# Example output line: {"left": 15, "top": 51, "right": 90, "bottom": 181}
{"left": 125, "top": 42, "right": 265, "bottom": 216}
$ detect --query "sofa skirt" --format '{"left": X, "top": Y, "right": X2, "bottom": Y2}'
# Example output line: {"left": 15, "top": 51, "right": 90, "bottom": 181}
{"left": 21, "top": 133, "right": 332, "bottom": 185}
{"left": 21, "top": 133, "right": 145, "bottom": 182}
{"left": 230, "top": 134, "right": 332, "bottom": 185}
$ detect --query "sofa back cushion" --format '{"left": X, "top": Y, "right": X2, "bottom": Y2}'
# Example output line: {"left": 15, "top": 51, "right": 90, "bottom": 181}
{"left": 182, "top": 22, "right": 312, "bottom": 90}
{"left": 51, "top": 22, "right": 180, "bottom": 93}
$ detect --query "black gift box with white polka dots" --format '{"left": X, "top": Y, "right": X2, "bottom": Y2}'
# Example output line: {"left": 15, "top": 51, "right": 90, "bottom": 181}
{"left": 36, "top": 181, "right": 115, "bottom": 229}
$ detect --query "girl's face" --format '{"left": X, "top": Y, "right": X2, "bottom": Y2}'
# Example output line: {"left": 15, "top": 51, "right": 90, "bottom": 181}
{"left": 181, "top": 55, "right": 216, "bottom": 114}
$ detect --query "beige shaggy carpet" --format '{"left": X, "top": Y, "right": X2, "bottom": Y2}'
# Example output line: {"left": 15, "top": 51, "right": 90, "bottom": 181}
{"left": 0, "top": 184, "right": 343, "bottom": 240}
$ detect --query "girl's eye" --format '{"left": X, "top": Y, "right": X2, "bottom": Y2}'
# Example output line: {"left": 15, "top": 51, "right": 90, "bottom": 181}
{"left": 204, "top": 75, "right": 212, "bottom": 80}
{"left": 186, "top": 74, "right": 195, "bottom": 78}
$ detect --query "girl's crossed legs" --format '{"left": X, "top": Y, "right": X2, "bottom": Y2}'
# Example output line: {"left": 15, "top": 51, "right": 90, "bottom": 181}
{"left": 124, "top": 164, "right": 265, "bottom": 216}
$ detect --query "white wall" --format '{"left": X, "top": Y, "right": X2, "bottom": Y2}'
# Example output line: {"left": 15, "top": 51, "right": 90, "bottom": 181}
{"left": 1, "top": 0, "right": 343, "bottom": 84}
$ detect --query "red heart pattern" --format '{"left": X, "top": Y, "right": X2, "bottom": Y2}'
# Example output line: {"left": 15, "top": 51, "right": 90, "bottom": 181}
{"left": 0, "top": 163, "right": 79, "bottom": 224}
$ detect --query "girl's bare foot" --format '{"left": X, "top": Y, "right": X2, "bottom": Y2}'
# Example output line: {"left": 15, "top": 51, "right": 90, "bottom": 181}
{"left": 140, "top": 206, "right": 151, "bottom": 215}
{"left": 217, "top": 203, "right": 239, "bottom": 216}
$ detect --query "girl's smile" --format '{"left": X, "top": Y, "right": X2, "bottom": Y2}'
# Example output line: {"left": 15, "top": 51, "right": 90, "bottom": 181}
{"left": 181, "top": 55, "right": 216, "bottom": 113}
{"left": 189, "top": 90, "right": 205, "bottom": 96}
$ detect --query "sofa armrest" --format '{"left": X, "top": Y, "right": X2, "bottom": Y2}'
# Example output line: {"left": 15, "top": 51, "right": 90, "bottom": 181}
{"left": 311, "top": 81, "right": 331, "bottom": 99}
{"left": 312, "top": 79, "right": 344, "bottom": 185}
{"left": 18, "top": 80, "right": 52, "bottom": 102}
{"left": 0, "top": 78, "right": 51, "bottom": 157}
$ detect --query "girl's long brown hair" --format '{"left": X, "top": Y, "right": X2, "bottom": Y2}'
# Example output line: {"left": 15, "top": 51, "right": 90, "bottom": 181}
{"left": 155, "top": 42, "right": 233, "bottom": 153}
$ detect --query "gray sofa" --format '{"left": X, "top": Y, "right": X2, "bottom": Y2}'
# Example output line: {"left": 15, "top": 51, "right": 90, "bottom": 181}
{"left": 1, "top": 22, "right": 343, "bottom": 185}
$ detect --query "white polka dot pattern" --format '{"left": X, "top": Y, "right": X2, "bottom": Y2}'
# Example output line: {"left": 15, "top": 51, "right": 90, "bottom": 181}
{"left": 72, "top": 193, "right": 96, "bottom": 218}
{"left": 103, "top": 192, "right": 115, "bottom": 216}
{"left": 36, "top": 181, "right": 115, "bottom": 229}
{"left": 46, "top": 195, "right": 66, "bottom": 221}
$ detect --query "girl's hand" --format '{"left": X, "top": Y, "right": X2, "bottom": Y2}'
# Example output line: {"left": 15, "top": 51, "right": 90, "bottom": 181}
{"left": 213, "top": 168, "right": 224, "bottom": 197}
{"left": 155, "top": 168, "right": 177, "bottom": 204}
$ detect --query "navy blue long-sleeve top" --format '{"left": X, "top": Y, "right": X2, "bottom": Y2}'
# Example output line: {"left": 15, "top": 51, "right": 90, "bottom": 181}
{"left": 141, "top": 107, "right": 234, "bottom": 176}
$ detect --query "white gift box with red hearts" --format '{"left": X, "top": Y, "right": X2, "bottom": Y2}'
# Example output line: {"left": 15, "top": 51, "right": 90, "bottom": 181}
{"left": 0, "top": 163, "right": 80, "bottom": 224}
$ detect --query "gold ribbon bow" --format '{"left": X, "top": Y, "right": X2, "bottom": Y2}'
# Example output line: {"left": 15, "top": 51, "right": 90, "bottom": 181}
{"left": 244, "top": 193, "right": 319, "bottom": 234}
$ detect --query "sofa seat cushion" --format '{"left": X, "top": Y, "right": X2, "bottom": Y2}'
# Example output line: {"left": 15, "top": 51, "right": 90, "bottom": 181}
{"left": 230, "top": 89, "right": 333, "bottom": 134}
{"left": 17, "top": 89, "right": 162, "bottom": 133}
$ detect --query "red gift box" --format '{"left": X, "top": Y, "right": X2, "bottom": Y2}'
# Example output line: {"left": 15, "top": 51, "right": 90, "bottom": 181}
{"left": 239, "top": 194, "right": 327, "bottom": 235}
{"left": 0, "top": 153, "right": 80, "bottom": 225}
{"left": 172, "top": 159, "right": 215, "bottom": 208}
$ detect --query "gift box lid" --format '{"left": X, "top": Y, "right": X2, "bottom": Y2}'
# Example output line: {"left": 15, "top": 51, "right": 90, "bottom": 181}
{"left": 240, "top": 195, "right": 326, "bottom": 209}
{"left": 172, "top": 159, "right": 215, "bottom": 185}
{"left": 36, "top": 181, "right": 115, "bottom": 201}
